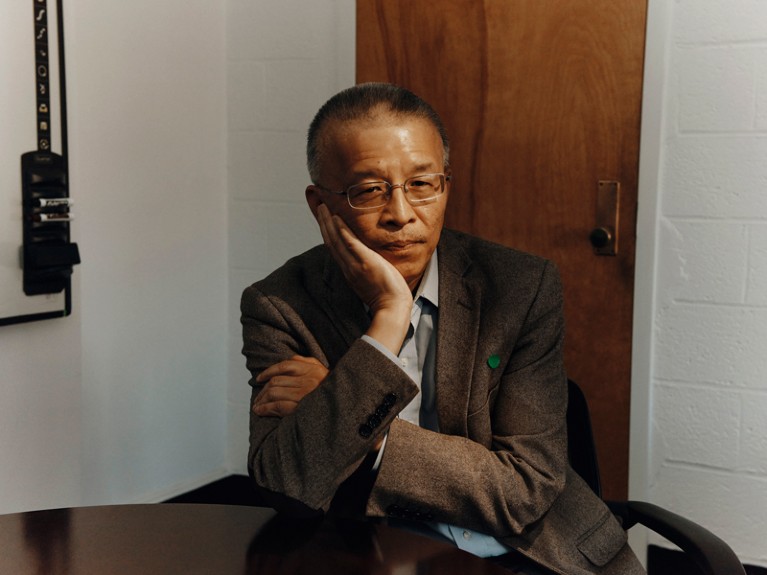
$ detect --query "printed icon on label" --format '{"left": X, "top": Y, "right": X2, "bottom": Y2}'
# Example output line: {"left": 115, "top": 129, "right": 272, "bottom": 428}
{"left": 38, "top": 65, "right": 48, "bottom": 77}
{"left": 36, "top": 8, "right": 46, "bottom": 21}
{"left": 36, "top": 27, "right": 46, "bottom": 40}
{"left": 38, "top": 83, "right": 46, "bottom": 95}
{"left": 40, "top": 121, "right": 49, "bottom": 131}
{"left": 39, "top": 103, "right": 48, "bottom": 114}
{"left": 40, "top": 139, "right": 50, "bottom": 150}
{"left": 38, "top": 48, "right": 47, "bottom": 58}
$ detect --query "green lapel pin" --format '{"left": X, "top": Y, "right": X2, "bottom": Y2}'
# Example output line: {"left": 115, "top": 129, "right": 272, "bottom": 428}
{"left": 487, "top": 354, "right": 500, "bottom": 369}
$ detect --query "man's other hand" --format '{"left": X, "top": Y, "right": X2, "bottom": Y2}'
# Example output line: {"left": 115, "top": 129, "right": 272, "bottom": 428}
{"left": 253, "top": 355, "right": 328, "bottom": 417}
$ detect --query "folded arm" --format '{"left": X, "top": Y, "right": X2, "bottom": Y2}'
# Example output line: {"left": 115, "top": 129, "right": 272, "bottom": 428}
{"left": 243, "top": 287, "right": 420, "bottom": 514}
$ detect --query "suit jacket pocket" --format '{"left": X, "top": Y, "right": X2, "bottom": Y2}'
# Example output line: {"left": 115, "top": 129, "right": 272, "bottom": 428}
{"left": 576, "top": 510, "right": 628, "bottom": 567}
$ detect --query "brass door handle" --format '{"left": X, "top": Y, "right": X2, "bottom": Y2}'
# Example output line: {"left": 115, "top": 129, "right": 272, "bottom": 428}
{"left": 589, "top": 227, "right": 613, "bottom": 249}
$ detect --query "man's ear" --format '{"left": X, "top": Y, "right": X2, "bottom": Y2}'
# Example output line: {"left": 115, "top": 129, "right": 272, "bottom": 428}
{"left": 305, "top": 185, "right": 323, "bottom": 219}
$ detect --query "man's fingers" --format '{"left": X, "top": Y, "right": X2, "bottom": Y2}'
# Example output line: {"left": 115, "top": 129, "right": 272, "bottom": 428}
{"left": 317, "top": 205, "right": 366, "bottom": 267}
{"left": 317, "top": 204, "right": 334, "bottom": 246}
{"left": 256, "top": 355, "right": 325, "bottom": 382}
{"left": 290, "top": 355, "right": 324, "bottom": 367}
{"left": 334, "top": 218, "right": 369, "bottom": 264}
{"left": 317, "top": 205, "right": 346, "bottom": 258}
{"left": 255, "top": 378, "right": 308, "bottom": 404}
{"left": 316, "top": 206, "right": 412, "bottom": 311}
{"left": 253, "top": 399, "right": 299, "bottom": 417}
{"left": 253, "top": 355, "right": 329, "bottom": 412}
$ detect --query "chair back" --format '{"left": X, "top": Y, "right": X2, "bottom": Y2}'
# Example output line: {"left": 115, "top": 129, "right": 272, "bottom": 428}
{"left": 566, "top": 378, "right": 747, "bottom": 575}
{"left": 566, "top": 379, "right": 602, "bottom": 497}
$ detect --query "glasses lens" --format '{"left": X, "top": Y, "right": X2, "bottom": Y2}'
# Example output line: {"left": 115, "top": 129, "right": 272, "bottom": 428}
{"left": 405, "top": 174, "right": 444, "bottom": 203}
{"left": 346, "top": 174, "right": 445, "bottom": 209}
{"left": 347, "top": 182, "right": 389, "bottom": 208}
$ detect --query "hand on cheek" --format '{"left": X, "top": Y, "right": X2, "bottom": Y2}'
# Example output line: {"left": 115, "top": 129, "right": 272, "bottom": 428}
{"left": 316, "top": 204, "right": 412, "bottom": 354}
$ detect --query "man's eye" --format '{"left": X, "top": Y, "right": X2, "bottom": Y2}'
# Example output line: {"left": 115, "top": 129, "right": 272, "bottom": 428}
{"left": 352, "top": 183, "right": 385, "bottom": 196}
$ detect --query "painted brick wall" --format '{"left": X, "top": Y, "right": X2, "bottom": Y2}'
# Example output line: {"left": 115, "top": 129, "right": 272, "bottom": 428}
{"left": 225, "top": 0, "right": 355, "bottom": 472}
{"left": 650, "top": 0, "right": 767, "bottom": 566}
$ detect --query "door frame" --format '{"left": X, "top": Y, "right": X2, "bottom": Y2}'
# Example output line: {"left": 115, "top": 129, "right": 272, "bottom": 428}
{"left": 629, "top": 0, "right": 674, "bottom": 560}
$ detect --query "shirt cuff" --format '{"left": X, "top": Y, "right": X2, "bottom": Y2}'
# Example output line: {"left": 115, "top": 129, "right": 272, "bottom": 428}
{"left": 372, "top": 431, "right": 388, "bottom": 471}
{"left": 361, "top": 334, "right": 403, "bottom": 368}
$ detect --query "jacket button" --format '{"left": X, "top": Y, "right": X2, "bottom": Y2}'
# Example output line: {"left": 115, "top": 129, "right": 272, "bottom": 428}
{"left": 358, "top": 424, "right": 373, "bottom": 438}
{"left": 386, "top": 504, "right": 402, "bottom": 517}
{"left": 383, "top": 393, "right": 397, "bottom": 407}
{"left": 368, "top": 414, "right": 382, "bottom": 428}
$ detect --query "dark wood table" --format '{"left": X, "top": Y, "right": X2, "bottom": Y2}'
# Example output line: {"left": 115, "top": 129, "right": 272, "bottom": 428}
{"left": 0, "top": 503, "right": 513, "bottom": 574}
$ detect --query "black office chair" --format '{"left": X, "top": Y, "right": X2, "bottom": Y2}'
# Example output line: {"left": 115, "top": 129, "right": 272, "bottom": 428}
{"left": 566, "top": 379, "right": 746, "bottom": 575}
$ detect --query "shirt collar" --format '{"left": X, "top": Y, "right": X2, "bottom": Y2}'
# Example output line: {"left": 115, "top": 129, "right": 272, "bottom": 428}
{"left": 414, "top": 250, "right": 439, "bottom": 308}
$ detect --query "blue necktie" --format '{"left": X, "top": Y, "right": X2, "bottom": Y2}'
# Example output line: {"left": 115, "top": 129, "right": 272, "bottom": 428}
{"left": 415, "top": 301, "right": 439, "bottom": 431}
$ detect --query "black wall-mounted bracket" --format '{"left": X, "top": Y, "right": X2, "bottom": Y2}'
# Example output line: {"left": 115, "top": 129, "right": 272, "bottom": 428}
{"left": 1, "top": 0, "right": 79, "bottom": 326}
{"left": 22, "top": 0, "right": 79, "bottom": 298}
{"left": 21, "top": 150, "right": 80, "bottom": 296}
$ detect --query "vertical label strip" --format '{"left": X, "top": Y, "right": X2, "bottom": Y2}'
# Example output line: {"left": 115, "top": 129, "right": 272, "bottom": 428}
{"left": 34, "top": 0, "right": 51, "bottom": 151}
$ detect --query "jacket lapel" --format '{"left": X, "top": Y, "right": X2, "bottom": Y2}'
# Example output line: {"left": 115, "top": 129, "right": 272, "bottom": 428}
{"left": 435, "top": 231, "right": 482, "bottom": 436}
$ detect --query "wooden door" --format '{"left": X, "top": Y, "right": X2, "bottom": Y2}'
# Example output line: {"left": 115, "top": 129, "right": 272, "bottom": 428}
{"left": 357, "top": 0, "right": 647, "bottom": 500}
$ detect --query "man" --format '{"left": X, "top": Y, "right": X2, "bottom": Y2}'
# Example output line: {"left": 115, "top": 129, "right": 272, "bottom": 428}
{"left": 241, "top": 83, "right": 644, "bottom": 574}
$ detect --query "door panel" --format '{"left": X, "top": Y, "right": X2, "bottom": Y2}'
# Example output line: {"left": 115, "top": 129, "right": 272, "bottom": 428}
{"left": 357, "top": 0, "right": 647, "bottom": 499}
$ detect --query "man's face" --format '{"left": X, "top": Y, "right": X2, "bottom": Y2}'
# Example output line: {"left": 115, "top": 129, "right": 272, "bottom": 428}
{"left": 307, "top": 113, "right": 449, "bottom": 292}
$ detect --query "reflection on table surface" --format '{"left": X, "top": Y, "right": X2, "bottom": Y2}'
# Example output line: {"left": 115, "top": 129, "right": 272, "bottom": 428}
{"left": 0, "top": 503, "right": 510, "bottom": 574}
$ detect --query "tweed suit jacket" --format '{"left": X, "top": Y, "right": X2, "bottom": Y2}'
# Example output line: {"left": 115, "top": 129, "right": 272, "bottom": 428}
{"left": 241, "top": 228, "right": 643, "bottom": 575}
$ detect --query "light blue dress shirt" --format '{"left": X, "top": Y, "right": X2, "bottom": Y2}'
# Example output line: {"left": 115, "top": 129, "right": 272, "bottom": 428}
{"left": 362, "top": 251, "right": 511, "bottom": 558}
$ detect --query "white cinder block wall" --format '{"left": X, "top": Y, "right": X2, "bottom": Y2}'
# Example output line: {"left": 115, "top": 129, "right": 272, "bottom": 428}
{"left": 225, "top": 0, "right": 356, "bottom": 472}
{"left": 640, "top": 0, "right": 767, "bottom": 567}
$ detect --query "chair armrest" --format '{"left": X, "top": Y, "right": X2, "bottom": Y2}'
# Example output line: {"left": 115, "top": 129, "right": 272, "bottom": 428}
{"left": 607, "top": 500, "right": 746, "bottom": 575}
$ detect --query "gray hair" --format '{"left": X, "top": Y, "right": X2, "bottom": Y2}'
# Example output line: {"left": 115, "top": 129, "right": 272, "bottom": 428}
{"left": 306, "top": 83, "right": 450, "bottom": 183}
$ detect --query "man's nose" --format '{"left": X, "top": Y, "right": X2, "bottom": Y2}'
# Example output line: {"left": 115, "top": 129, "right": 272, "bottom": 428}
{"left": 381, "top": 186, "right": 416, "bottom": 226}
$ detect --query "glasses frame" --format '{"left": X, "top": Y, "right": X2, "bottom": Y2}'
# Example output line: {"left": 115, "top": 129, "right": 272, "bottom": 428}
{"left": 316, "top": 173, "right": 451, "bottom": 210}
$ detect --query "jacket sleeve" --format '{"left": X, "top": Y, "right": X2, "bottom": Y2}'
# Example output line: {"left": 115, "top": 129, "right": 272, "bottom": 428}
{"left": 241, "top": 284, "right": 419, "bottom": 515}
{"left": 365, "top": 260, "right": 568, "bottom": 538}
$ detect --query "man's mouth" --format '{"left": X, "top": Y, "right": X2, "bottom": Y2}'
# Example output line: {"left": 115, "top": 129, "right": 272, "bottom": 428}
{"left": 380, "top": 239, "right": 423, "bottom": 252}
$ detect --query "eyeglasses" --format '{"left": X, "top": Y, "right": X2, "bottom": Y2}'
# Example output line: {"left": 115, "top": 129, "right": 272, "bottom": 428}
{"left": 316, "top": 173, "right": 450, "bottom": 210}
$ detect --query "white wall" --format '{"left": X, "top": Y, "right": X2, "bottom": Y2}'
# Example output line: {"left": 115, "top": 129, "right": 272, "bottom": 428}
{"left": 225, "top": 0, "right": 356, "bottom": 473}
{"left": 634, "top": 0, "right": 767, "bottom": 567}
{"left": 0, "top": 0, "right": 229, "bottom": 512}
{"left": 0, "top": 0, "right": 353, "bottom": 516}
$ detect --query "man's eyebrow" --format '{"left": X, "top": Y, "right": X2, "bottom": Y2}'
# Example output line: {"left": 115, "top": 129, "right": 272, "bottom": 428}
{"left": 349, "top": 163, "right": 440, "bottom": 181}
{"left": 349, "top": 170, "right": 384, "bottom": 181}
{"left": 410, "top": 162, "right": 439, "bottom": 174}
